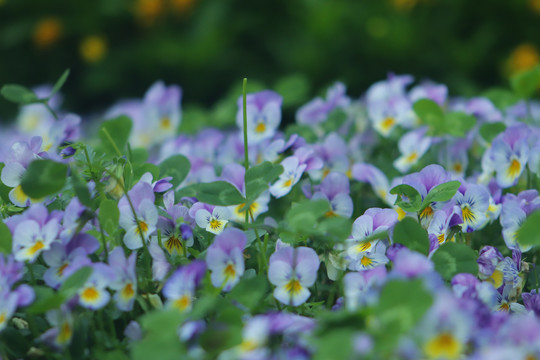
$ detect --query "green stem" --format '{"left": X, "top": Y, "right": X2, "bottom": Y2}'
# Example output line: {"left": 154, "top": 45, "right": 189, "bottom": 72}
{"left": 242, "top": 78, "right": 249, "bottom": 171}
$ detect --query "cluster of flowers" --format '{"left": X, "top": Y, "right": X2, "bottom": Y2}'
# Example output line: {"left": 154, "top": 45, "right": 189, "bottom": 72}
{"left": 1, "top": 73, "right": 540, "bottom": 359}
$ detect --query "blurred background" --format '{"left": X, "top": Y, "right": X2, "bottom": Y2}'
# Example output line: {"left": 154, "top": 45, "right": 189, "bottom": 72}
{"left": 1, "top": 0, "right": 539, "bottom": 125}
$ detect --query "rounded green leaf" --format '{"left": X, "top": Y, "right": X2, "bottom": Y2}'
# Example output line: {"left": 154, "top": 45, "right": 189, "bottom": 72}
{"left": 20, "top": 159, "right": 68, "bottom": 199}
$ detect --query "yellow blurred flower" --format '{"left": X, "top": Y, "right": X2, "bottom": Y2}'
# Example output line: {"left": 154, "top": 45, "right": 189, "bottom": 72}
{"left": 33, "top": 17, "right": 62, "bottom": 48}
{"left": 507, "top": 44, "right": 540, "bottom": 75}
{"left": 530, "top": 0, "right": 540, "bottom": 13}
{"left": 135, "top": 0, "right": 165, "bottom": 26}
{"left": 80, "top": 36, "right": 107, "bottom": 63}
{"left": 392, "top": 0, "right": 418, "bottom": 11}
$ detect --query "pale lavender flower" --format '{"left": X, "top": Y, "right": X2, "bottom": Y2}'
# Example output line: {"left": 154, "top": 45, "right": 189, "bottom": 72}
{"left": 206, "top": 228, "right": 246, "bottom": 292}
{"left": 139, "top": 172, "right": 173, "bottom": 193}
{"left": 309, "top": 133, "right": 349, "bottom": 180}
{"left": 394, "top": 127, "right": 432, "bottom": 173}
{"left": 269, "top": 156, "right": 307, "bottom": 198}
{"left": 296, "top": 82, "right": 350, "bottom": 125}
{"left": 344, "top": 266, "right": 387, "bottom": 310}
{"left": 352, "top": 162, "right": 396, "bottom": 206}
{"left": 109, "top": 247, "right": 137, "bottom": 311}
{"left": 0, "top": 290, "right": 20, "bottom": 332}
{"left": 12, "top": 215, "right": 60, "bottom": 263}
{"left": 43, "top": 243, "right": 92, "bottom": 289}
{"left": 148, "top": 242, "right": 170, "bottom": 281}
{"left": 409, "top": 81, "right": 448, "bottom": 106}
{"left": 268, "top": 246, "right": 320, "bottom": 306}
{"left": 454, "top": 183, "right": 490, "bottom": 232}
{"left": 78, "top": 263, "right": 115, "bottom": 310}
{"left": 118, "top": 181, "right": 158, "bottom": 249}
{"left": 42, "top": 305, "right": 74, "bottom": 347}
{"left": 311, "top": 172, "right": 353, "bottom": 218}
{"left": 392, "top": 249, "right": 434, "bottom": 278}
{"left": 163, "top": 260, "right": 206, "bottom": 312}
{"left": 236, "top": 90, "right": 282, "bottom": 144}
{"left": 191, "top": 202, "right": 231, "bottom": 235}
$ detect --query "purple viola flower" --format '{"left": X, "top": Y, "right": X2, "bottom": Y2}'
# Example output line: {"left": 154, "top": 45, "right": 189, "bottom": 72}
{"left": 59, "top": 197, "right": 91, "bottom": 243}
{"left": 477, "top": 246, "right": 504, "bottom": 287}
{"left": 220, "top": 163, "right": 270, "bottom": 222}
{"left": 140, "top": 172, "right": 173, "bottom": 193}
{"left": 454, "top": 183, "right": 490, "bottom": 232}
{"left": 153, "top": 191, "right": 194, "bottom": 255}
{"left": 148, "top": 242, "right": 170, "bottom": 281}
{"left": 394, "top": 127, "right": 432, "bottom": 173}
{"left": 296, "top": 82, "right": 350, "bottom": 125}
{"left": 344, "top": 208, "right": 396, "bottom": 269}
{"left": 118, "top": 181, "right": 158, "bottom": 249}
{"left": 268, "top": 246, "right": 320, "bottom": 306}
{"left": 499, "top": 191, "right": 540, "bottom": 252}
{"left": 487, "top": 124, "right": 530, "bottom": 188}
{"left": 439, "top": 138, "right": 470, "bottom": 178}
{"left": 1, "top": 137, "right": 47, "bottom": 207}
{"left": 78, "top": 263, "right": 115, "bottom": 310}
{"left": 42, "top": 305, "right": 74, "bottom": 348}
{"left": 309, "top": 133, "right": 349, "bottom": 180}
{"left": 236, "top": 90, "right": 282, "bottom": 144}
{"left": 522, "top": 290, "right": 540, "bottom": 317}
{"left": 109, "top": 247, "right": 137, "bottom": 311}
{"left": 42, "top": 113, "right": 81, "bottom": 158}
{"left": 0, "top": 290, "right": 19, "bottom": 332}
{"left": 427, "top": 204, "right": 462, "bottom": 248}
{"left": 343, "top": 266, "right": 387, "bottom": 310}
{"left": 206, "top": 228, "right": 247, "bottom": 292}
{"left": 392, "top": 249, "right": 434, "bottom": 278}
{"left": 409, "top": 81, "right": 448, "bottom": 106}
{"left": 311, "top": 172, "right": 353, "bottom": 218}
{"left": 163, "top": 260, "right": 206, "bottom": 312}
{"left": 191, "top": 202, "right": 231, "bottom": 235}
{"left": 269, "top": 156, "right": 307, "bottom": 198}
{"left": 42, "top": 243, "right": 92, "bottom": 289}
{"left": 352, "top": 162, "right": 396, "bottom": 206}
{"left": 464, "top": 97, "right": 502, "bottom": 123}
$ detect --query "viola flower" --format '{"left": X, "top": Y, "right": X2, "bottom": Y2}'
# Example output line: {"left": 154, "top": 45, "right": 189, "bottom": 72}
{"left": 495, "top": 285, "right": 527, "bottom": 313}
{"left": 344, "top": 208, "right": 397, "bottom": 267}
{"left": 148, "top": 242, "right": 170, "bottom": 281}
{"left": 118, "top": 181, "right": 158, "bottom": 250}
{"left": 392, "top": 249, "right": 434, "bottom": 278}
{"left": 1, "top": 137, "right": 47, "bottom": 207}
{"left": 296, "top": 82, "right": 350, "bottom": 126}
{"left": 499, "top": 195, "right": 534, "bottom": 252}
{"left": 236, "top": 90, "right": 282, "bottom": 144}
{"left": 206, "top": 228, "right": 246, "bottom": 291}
{"left": 394, "top": 127, "right": 432, "bottom": 174}
{"left": 454, "top": 184, "right": 490, "bottom": 232}
{"left": 439, "top": 138, "right": 470, "bottom": 178}
{"left": 488, "top": 124, "right": 530, "bottom": 188}
{"left": 16, "top": 85, "right": 60, "bottom": 136}
{"left": 109, "top": 247, "right": 137, "bottom": 311}
{"left": 309, "top": 133, "right": 349, "bottom": 180}
{"left": 42, "top": 306, "right": 74, "bottom": 348}
{"left": 477, "top": 245, "right": 505, "bottom": 288}
{"left": 351, "top": 163, "right": 396, "bottom": 206}
{"left": 268, "top": 246, "right": 320, "bottom": 306}
{"left": 42, "top": 243, "right": 92, "bottom": 289}
{"left": 343, "top": 266, "right": 387, "bottom": 311}
{"left": 191, "top": 202, "right": 231, "bottom": 235}
{"left": 522, "top": 289, "right": 540, "bottom": 317}
{"left": 78, "top": 263, "right": 115, "bottom": 310}
{"left": 139, "top": 172, "right": 173, "bottom": 193}
{"left": 311, "top": 172, "right": 353, "bottom": 218}
{"left": 163, "top": 261, "right": 206, "bottom": 312}
{"left": 221, "top": 163, "right": 270, "bottom": 222}
{"left": 12, "top": 216, "right": 60, "bottom": 263}
{"left": 269, "top": 156, "right": 307, "bottom": 198}
{"left": 0, "top": 291, "right": 19, "bottom": 333}
{"left": 427, "top": 205, "right": 462, "bottom": 248}
{"left": 409, "top": 81, "right": 448, "bottom": 106}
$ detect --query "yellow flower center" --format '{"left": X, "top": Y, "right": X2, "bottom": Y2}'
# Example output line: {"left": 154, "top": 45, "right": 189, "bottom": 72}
{"left": 285, "top": 279, "right": 302, "bottom": 295}
{"left": 28, "top": 240, "right": 45, "bottom": 257}
{"left": 453, "top": 162, "right": 463, "bottom": 173}
{"left": 80, "top": 36, "right": 107, "bottom": 63}
{"left": 406, "top": 151, "right": 418, "bottom": 164}
{"left": 255, "top": 122, "right": 266, "bottom": 133}
{"left": 360, "top": 255, "right": 373, "bottom": 267}
{"left": 419, "top": 205, "right": 434, "bottom": 219}
{"left": 424, "top": 332, "right": 462, "bottom": 360}
{"left": 136, "top": 220, "right": 149, "bottom": 235}
{"left": 81, "top": 287, "right": 100, "bottom": 302}
{"left": 0, "top": 312, "right": 6, "bottom": 325}
{"left": 283, "top": 178, "right": 294, "bottom": 188}
{"left": 462, "top": 206, "right": 476, "bottom": 223}
{"left": 57, "top": 321, "right": 72, "bottom": 345}
{"left": 381, "top": 117, "right": 396, "bottom": 132}
{"left": 165, "top": 235, "right": 183, "bottom": 254}
{"left": 356, "top": 242, "right": 372, "bottom": 253}
{"left": 499, "top": 302, "right": 510, "bottom": 312}
{"left": 57, "top": 263, "right": 69, "bottom": 277}
{"left": 173, "top": 295, "right": 191, "bottom": 312}
{"left": 487, "top": 269, "right": 504, "bottom": 289}
{"left": 507, "top": 159, "right": 522, "bottom": 179}
{"left": 224, "top": 264, "right": 236, "bottom": 279}
{"left": 122, "top": 283, "right": 135, "bottom": 300}
{"left": 160, "top": 116, "right": 172, "bottom": 130}
{"left": 437, "top": 233, "right": 446, "bottom": 244}
{"left": 240, "top": 339, "right": 259, "bottom": 352}
{"left": 209, "top": 219, "right": 223, "bottom": 231}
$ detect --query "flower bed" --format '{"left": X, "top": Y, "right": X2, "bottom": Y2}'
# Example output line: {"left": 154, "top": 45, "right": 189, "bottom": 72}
{"left": 0, "top": 68, "right": 540, "bottom": 359}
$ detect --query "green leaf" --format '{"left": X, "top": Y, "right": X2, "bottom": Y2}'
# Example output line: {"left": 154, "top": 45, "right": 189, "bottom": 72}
{"left": 273, "top": 74, "right": 310, "bottom": 107}
{"left": 431, "top": 242, "right": 478, "bottom": 281}
{"left": 444, "top": 112, "right": 476, "bottom": 137}
{"left": 318, "top": 216, "right": 353, "bottom": 243}
{"left": 482, "top": 88, "right": 521, "bottom": 110}
{"left": 98, "top": 116, "right": 132, "bottom": 156}
{"left": 20, "top": 159, "right": 68, "bottom": 199}
{"left": 132, "top": 309, "right": 186, "bottom": 360}
{"left": 389, "top": 184, "right": 422, "bottom": 212}
{"left": 227, "top": 275, "right": 268, "bottom": 310}
{"left": 517, "top": 210, "right": 540, "bottom": 248}
{"left": 286, "top": 199, "right": 330, "bottom": 234}
{"left": 133, "top": 163, "right": 160, "bottom": 182}
{"left": 159, "top": 154, "right": 191, "bottom": 188}
{"left": 312, "top": 329, "right": 354, "bottom": 360}
{"left": 0, "top": 220, "right": 12, "bottom": 254}
{"left": 26, "top": 286, "right": 63, "bottom": 314}
{"left": 50, "top": 69, "right": 70, "bottom": 98}
{"left": 413, "top": 99, "right": 445, "bottom": 131}
{"left": 420, "top": 180, "right": 461, "bottom": 211}
{"left": 245, "top": 161, "right": 283, "bottom": 202}
{"left": 511, "top": 65, "right": 540, "bottom": 99}
{"left": 376, "top": 279, "right": 433, "bottom": 335}
{"left": 479, "top": 122, "right": 506, "bottom": 143}
{"left": 196, "top": 181, "right": 245, "bottom": 206}
{"left": 59, "top": 266, "right": 93, "bottom": 299}
{"left": 71, "top": 170, "right": 92, "bottom": 207}
{"left": 99, "top": 199, "right": 120, "bottom": 235}
{"left": 321, "top": 108, "right": 347, "bottom": 133}
{"left": 0, "top": 84, "right": 38, "bottom": 104}
{"left": 285, "top": 124, "right": 318, "bottom": 143}
{"left": 392, "top": 217, "right": 430, "bottom": 255}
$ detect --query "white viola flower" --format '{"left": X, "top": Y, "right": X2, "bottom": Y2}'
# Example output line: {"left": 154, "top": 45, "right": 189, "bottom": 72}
{"left": 195, "top": 206, "right": 231, "bottom": 235}
{"left": 269, "top": 156, "right": 307, "bottom": 198}
{"left": 394, "top": 127, "right": 432, "bottom": 173}
{"left": 13, "top": 219, "right": 59, "bottom": 263}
